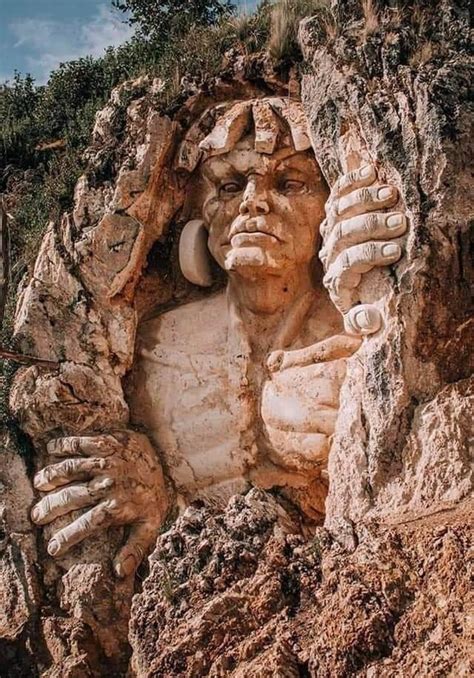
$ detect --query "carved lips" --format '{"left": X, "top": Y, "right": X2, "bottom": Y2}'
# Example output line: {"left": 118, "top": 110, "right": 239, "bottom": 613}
{"left": 228, "top": 216, "right": 283, "bottom": 248}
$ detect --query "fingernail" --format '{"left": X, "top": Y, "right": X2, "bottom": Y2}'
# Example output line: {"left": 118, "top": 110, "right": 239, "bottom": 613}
{"left": 46, "top": 439, "right": 58, "bottom": 453}
{"left": 378, "top": 187, "right": 394, "bottom": 200}
{"left": 94, "top": 476, "right": 114, "bottom": 491}
{"left": 116, "top": 554, "right": 136, "bottom": 578}
{"left": 382, "top": 243, "right": 400, "bottom": 258}
{"left": 31, "top": 507, "right": 40, "bottom": 522}
{"left": 48, "top": 539, "right": 59, "bottom": 556}
{"left": 354, "top": 307, "right": 381, "bottom": 333}
{"left": 360, "top": 165, "right": 373, "bottom": 178}
{"left": 354, "top": 310, "right": 371, "bottom": 330}
{"left": 386, "top": 214, "right": 404, "bottom": 229}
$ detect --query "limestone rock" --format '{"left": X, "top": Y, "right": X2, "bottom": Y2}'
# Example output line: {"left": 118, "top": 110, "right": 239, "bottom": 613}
{"left": 0, "top": 440, "right": 40, "bottom": 674}
{"left": 2, "top": 3, "right": 471, "bottom": 674}
{"left": 129, "top": 488, "right": 472, "bottom": 677}
{"left": 129, "top": 489, "right": 307, "bottom": 677}
{"left": 300, "top": 0, "right": 473, "bottom": 527}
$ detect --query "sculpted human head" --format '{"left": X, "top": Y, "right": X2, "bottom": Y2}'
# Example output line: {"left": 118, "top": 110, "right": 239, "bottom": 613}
{"left": 177, "top": 98, "right": 329, "bottom": 285}
{"left": 201, "top": 136, "right": 328, "bottom": 278}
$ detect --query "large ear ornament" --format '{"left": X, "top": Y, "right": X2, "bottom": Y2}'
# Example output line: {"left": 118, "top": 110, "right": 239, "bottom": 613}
{"left": 178, "top": 219, "right": 213, "bottom": 287}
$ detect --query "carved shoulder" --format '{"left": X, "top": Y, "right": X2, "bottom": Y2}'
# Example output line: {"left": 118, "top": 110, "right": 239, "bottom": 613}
{"left": 137, "top": 291, "right": 228, "bottom": 355}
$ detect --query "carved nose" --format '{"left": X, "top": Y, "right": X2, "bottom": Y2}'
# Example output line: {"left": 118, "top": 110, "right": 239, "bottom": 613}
{"left": 239, "top": 183, "right": 270, "bottom": 216}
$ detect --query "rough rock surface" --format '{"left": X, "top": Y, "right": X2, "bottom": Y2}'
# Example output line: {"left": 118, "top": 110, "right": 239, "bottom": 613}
{"left": 129, "top": 488, "right": 472, "bottom": 677}
{"left": 0, "top": 438, "right": 40, "bottom": 677}
{"left": 1, "top": 1, "right": 472, "bottom": 676}
{"left": 300, "top": 0, "right": 473, "bottom": 529}
{"left": 4, "top": 63, "right": 305, "bottom": 676}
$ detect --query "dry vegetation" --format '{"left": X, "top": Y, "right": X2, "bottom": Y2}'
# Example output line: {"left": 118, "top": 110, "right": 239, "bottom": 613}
{"left": 361, "top": 0, "right": 381, "bottom": 36}
{"left": 268, "top": 0, "right": 333, "bottom": 59}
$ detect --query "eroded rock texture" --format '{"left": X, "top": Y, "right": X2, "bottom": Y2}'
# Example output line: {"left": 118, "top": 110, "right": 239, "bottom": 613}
{"left": 300, "top": 0, "right": 473, "bottom": 528}
{"left": 129, "top": 489, "right": 472, "bottom": 677}
{"left": 0, "top": 439, "right": 40, "bottom": 677}
{"left": 131, "top": 1, "right": 473, "bottom": 671}
{"left": 1, "top": 1, "right": 472, "bottom": 676}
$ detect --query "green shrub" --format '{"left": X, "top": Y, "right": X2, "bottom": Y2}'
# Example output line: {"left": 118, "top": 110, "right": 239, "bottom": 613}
{"left": 112, "top": 0, "right": 234, "bottom": 39}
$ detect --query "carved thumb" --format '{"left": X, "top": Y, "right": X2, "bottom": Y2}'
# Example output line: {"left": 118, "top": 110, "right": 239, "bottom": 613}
{"left": 344, "top": 304, "right": 382, "bottom": 336}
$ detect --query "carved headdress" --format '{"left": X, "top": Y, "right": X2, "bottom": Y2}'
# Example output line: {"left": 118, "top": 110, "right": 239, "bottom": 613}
{"left": 175, "top": 97, "right": 313, "bottom": 175}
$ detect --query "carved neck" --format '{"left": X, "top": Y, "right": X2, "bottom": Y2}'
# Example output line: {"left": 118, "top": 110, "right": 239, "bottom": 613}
{"left": 227, "top": 264, "right": 314, "bottom": 350}
{"left": 227, "top": 264, "right": 313, "bottom": 316}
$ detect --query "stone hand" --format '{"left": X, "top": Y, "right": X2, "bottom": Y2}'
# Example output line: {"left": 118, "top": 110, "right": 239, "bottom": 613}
{"left": 31, "top": 431, "right": 168, "bottom": 577}
{"left": 319, "top": 164, "right": 407, "bottom": 335}
{"left": 267, "top": 334, "right": 362, "bottom": 373}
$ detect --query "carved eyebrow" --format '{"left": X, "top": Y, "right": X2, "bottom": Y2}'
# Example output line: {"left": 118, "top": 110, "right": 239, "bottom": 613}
{"left": 201, "top": 158, "right": 235, "bottom": 181}
{"left": 245, "top": 169, "right": 264, "bottom": 178}
{"left": 202, "top": 160, "right": 264, "bottom": 182}
{"left": 274, "top": 152, "right": 316, "bottom": 171}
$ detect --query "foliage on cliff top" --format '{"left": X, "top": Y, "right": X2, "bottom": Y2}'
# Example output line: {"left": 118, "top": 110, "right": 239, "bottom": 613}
{"left": 112, "top": 0, "right": 235, "bottom": 38}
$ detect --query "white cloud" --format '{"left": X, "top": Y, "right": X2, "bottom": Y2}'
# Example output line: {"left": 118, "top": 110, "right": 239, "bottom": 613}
{"left": 9, "top": 6, "right": 134, "bottom": 84}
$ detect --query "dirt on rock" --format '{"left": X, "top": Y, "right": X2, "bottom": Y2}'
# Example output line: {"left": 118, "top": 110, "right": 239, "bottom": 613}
{"left": 129, "top": 489, "right": 473, "bottom": 677}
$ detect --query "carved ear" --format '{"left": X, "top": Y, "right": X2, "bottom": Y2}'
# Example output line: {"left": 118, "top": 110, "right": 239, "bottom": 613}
{"left": 178, "top": 219, "right": 213, "bottom": 287}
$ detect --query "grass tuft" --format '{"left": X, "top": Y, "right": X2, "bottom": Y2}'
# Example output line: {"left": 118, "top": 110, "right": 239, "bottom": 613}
{"left": 268, "top": 0, "right": 332, "bottom": 61}
{"left": 361, "top": 0, "right": 380, "bottom": 37}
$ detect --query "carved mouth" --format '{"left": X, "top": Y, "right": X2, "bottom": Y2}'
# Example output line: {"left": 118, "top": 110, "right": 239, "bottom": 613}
{"left": 228, "top": 219, "right": 283, "bottom": 246}
{"left": 230, "top": 231, "right": 280, "bottom": 247}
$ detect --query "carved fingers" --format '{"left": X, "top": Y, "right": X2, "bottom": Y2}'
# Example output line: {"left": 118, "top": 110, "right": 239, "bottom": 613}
{"left": 267, "top": 334, "right": 362, "bottom": 373}
{"left": 31, "top": 430, "right": 169, "bottom": 576}
{"left": 46, "top": 499, "right": 120, "bottom": 557}
{"left": 321, "top": 212, "right": 407, "bottom": 269}
{"left": 320, "top": 164, "right": 408, "bottom": 335}
{"left": 33, "top": 457, "right": 108, "bottom": 491}
{"left": 113, "top": 521, "right": 160, "bottom": 578}
{"left": 45, "top": 434, "right": 121, "bottom": 458}
{"left": 323, "top": 240, "right": 402, "bottom": 312}
{"left": 31, "top": 475, "right": 113, "bottom": 525}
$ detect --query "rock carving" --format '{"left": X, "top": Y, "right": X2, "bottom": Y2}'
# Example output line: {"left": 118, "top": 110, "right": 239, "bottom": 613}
{"left": 29, "top": 98, "right": 407, "bottom": 577}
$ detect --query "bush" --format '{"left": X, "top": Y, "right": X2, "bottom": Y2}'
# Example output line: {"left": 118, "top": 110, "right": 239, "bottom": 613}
{"left": 112, "top": 0, "right": 234, "bottom": 39}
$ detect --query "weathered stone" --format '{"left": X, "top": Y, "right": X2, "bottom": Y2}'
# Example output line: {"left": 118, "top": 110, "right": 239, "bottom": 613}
{"left": 251, "top": 99, "right": 281, "bottom": 154}
{"left": 300, "top": 0, "right": 473, "bottom": 528}
{"left": 3, "top": 4, "right": 471, "bottom": 674}
{"left": 129, "top": 489, "right": 472, "bottom": 677}
{"left": 0, "top": 440, "right": 40, "bottom": 674}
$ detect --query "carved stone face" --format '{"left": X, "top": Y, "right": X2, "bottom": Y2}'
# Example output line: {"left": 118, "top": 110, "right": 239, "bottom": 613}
{"left": 200, "top": 135, "right": 329, "bottom": 278}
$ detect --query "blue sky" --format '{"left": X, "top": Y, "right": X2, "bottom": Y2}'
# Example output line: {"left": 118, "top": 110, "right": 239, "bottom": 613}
{"left": 0, "top": 0, "right": 259, "bottom": 86}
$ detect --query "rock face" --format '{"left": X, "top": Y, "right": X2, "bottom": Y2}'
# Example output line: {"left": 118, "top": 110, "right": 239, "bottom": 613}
{"left": 1, "top": 2, "right": 472, "bottom": 676}
{"left": 129, "top": 489, "right": 472, "bottom": 677}
{"left": 0, "top": 439, "right": 40, "bottom": 677}
{"left": 300, "top": 0, "right": 473, "bottom": 529}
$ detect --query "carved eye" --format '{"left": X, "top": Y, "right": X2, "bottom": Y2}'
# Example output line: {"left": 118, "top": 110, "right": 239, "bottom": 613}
{"left": 281, "top": 179, "right": 306, "bottom": 193}
{"left": 220, "top": 182, "right": 242, "bottom": 195}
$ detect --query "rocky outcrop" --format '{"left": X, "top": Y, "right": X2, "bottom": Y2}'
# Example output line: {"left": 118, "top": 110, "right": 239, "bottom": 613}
{"left": 130, "top": 1, "right": 473, "bottom": 671}
{"left": 4, "top": 66, "right": 304, "bottom": 676}
{"left": 0, "top": 439, "right": 40, "bottom": 677}
{"left": 129, "top": 488, "right": 472, "bottom": 677}
{"left": 300, "top": 0, "right": 473, "bottom": 529}
{"left": 1, "top": 1, "right": 472, "bottom": 675}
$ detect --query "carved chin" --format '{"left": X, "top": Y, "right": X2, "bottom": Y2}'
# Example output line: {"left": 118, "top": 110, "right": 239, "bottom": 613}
{"left": 224, "top": 246, "right": 280, "bottom": 274}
